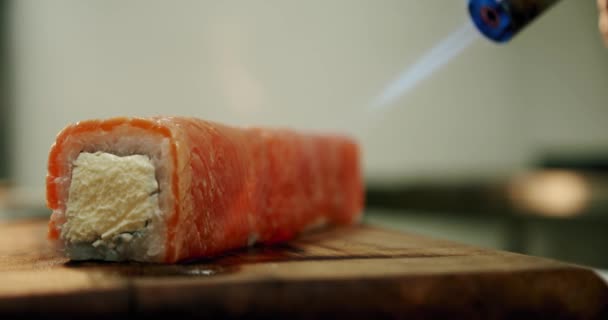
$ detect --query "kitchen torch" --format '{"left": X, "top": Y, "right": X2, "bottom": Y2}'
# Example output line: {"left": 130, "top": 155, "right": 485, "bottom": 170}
{"left": 468, "top": 0, "right": 562, "bottom": 43}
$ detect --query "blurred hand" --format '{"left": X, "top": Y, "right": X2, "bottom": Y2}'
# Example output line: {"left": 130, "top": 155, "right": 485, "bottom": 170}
{"left": 600, "top": 0, "right": 608, "bottom": 46}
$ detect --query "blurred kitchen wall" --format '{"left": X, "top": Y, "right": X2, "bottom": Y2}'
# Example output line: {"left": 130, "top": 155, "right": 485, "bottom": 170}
{"left": 0, "top": 0, "right": 8, "bottom": 181}
{"left": 6, "top": 0, "right": 608, "bottom": 191}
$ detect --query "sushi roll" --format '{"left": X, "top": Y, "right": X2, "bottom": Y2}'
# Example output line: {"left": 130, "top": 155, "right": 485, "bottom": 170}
{"left": 46, "top": 117, "right": 363, "bottom": 263}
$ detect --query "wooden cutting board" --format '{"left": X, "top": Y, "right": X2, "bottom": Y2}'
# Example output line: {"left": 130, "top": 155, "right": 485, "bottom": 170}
{"left": 0, "top": 219, "right": 606, "bottom": 319}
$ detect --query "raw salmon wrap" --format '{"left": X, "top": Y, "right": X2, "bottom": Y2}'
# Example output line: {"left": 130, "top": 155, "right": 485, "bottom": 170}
{"left": 47, "top": 117, "right": 363, "bottom": 263}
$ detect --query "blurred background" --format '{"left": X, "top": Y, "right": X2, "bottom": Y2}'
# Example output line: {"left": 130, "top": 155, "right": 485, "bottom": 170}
{"left": 1, "top": 0, "right": 608, "bottom": 267}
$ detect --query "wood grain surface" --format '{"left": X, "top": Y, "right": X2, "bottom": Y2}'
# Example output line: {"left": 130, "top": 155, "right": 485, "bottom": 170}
{"left": 0, "top": 219, "right": 606, "bottom": 319}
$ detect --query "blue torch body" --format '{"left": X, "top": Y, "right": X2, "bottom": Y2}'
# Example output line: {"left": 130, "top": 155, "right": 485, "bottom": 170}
{"left": 468, "top": 0, "right": 561, "bottom": 43}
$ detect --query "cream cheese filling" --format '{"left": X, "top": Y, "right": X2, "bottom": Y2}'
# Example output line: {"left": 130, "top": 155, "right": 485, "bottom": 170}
{"left": 62, "top": 152, "right": 160, "bottom": 246}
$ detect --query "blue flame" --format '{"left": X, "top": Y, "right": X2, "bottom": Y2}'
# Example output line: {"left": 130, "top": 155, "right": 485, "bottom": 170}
{"left": 369, "top": 21, "right": 479, "bottom": 111}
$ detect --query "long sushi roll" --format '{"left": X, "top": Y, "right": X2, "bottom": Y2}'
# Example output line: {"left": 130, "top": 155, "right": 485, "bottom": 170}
{"left": 47, "top": 117, "right": 363, "bottom": 263}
